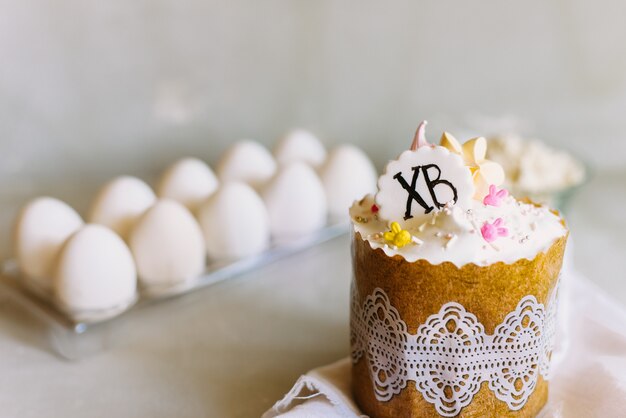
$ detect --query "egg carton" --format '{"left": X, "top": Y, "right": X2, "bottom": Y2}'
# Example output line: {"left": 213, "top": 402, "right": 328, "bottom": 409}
{"left": 0, "top": 222, "right": 348, "bottom": 360}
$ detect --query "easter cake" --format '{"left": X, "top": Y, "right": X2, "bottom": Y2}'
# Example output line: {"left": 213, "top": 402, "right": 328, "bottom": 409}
{"left": 349, "top": 122, "right": 568, "bottom": 418}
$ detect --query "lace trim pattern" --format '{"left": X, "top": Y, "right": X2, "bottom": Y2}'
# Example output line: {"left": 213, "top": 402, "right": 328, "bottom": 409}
{"left": 350, "top": 281, "right": 559, "bottom": 417}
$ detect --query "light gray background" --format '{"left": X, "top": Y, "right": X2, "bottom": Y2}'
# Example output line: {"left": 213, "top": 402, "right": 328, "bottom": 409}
{"left": 0, "top": 2, "right": 624, "bottom": 417}
{"left": 1, "top": 0, "right": 625, "bottom": 179}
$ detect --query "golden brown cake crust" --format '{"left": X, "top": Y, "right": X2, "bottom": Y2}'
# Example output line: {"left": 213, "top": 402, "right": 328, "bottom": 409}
{"left": 350, "top": 227, "right": 568, "bottom": 418}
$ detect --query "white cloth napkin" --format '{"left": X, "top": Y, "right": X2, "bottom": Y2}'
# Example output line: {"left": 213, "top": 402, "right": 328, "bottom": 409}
{"left": 263, "top": 267, "right": 626, "bottom": 418}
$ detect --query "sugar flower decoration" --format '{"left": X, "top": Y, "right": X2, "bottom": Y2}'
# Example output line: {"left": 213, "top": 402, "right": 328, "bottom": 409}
{"left": 384, "top": 222, "right": 412, "bottom": 248}
{"left": 440, "top": 133, "right": 505, "bottom": 199}
{"left": 481, "top": 218, "right": 508, "bottom": 243}
{"left": 483, "top": 185, "right": 509, "bottom": 207}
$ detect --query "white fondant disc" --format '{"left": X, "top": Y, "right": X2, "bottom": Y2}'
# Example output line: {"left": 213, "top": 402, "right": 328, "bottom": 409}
{"left": 376, "top": 146, "right": 474, "bottom": 228}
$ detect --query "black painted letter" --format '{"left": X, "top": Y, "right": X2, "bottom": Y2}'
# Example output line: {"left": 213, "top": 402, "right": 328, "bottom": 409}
{"left": 421, "top": 164, "right": 458, "bottom": 209}
{"left": 393, "top": 167, "right": 434, "bottom": 220}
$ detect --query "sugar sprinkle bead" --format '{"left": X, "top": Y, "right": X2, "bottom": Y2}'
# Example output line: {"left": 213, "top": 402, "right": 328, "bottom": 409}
{"left": 444, "top": 234, "right": 458, "bottom": 249}
{"left": 355, "top": 216, "right": 368, "bottom": 223}
{"left": 418, "top": 222, "right": 427, "bottom": 232}
{"left": 530, "top": 222, "right": 538, "bottom": 231}
{"left": 412, "top": 236, "right": 424, "bottom": 245}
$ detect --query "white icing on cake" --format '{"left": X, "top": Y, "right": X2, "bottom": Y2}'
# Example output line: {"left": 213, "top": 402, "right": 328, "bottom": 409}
{"left": 350, "top": 194, "right": 566, "bottom": 267}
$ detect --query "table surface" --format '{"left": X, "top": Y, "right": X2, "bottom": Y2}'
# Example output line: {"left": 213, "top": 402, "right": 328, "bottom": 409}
{"left": 0, "top": 169, "right": 623, "bottom": 418}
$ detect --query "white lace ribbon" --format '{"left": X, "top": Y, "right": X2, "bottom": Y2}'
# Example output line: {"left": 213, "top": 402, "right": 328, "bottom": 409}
{"left": 350, "top": 282, "right": 559, "bottom": 417}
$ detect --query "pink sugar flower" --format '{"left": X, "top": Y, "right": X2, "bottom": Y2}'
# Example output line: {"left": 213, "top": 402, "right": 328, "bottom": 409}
{"left": 481, "top": 218, "right": 508, "bottom": 243}
{"left": 483, "top": 184, "right": 508, "bottom": 207}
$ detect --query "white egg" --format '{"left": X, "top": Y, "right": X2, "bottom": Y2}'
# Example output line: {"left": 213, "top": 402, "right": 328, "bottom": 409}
{"left": 14, "top": 197, "right": 84, "bottom": 297}
{"left": 198, "top": 182, "right": 270, "bottom": 260}
{"left": 319, "top": 145, "right": 378, "bottom": 219}
{"left": 262, "top": 162, "right": 327, "bottom": 239}
{"left": 157, "top": 158, "right": 219, "bottom": 212}
{"left": 217, "top": 140, "right": 277, "bottom": 188}
{"left": 128, "top": 199, "right": 206, "bottom": 296}
{"left": 88, "top": 176, "right": 156, "bottom": 240}
{"left": 54, "top": 224, "right": 137, "bottom": 323}
{"left": 274, "top": 129, "right": 327, "bottom": 168}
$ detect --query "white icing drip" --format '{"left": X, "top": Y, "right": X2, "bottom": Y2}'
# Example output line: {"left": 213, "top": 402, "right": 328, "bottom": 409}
{"left": 350, "top": 195, "right": 566, "bottom": 266}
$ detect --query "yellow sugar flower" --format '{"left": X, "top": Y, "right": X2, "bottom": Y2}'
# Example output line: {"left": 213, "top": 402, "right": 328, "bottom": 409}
{"left": 440, "top": 132, "right": 505, "bottom": 199}
{"left": 383, "top": 222, "right": 412, "bottom": 248}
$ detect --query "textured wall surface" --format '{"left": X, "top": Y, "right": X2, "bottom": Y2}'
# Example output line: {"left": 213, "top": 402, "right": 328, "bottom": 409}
{"left": 0, "top": 0, "right": 624, "bottom": 183}
{"left": 0, "top": 4, "right": 624, "bottom": 417}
